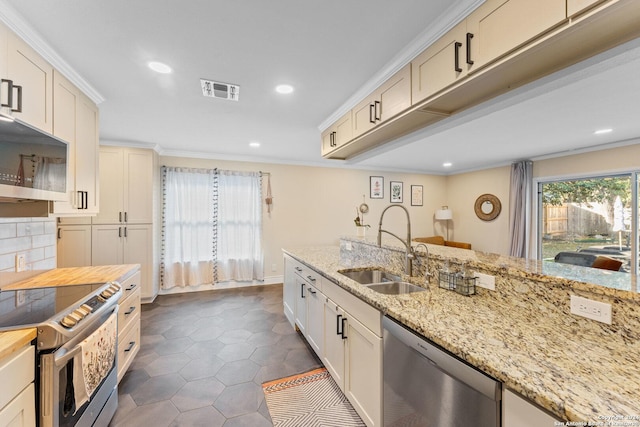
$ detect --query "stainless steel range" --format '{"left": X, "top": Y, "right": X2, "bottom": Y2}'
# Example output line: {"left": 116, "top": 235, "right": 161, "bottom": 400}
{"left": 0, "top": 281, "right": 122, "bottom": 427}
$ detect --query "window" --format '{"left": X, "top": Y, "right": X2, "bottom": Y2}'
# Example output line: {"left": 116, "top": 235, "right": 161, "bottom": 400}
{"left": 538, "top": 173, "right": 637, "bottom": 274}
{"left": 161, "top": 167, "right": 263, "bottom": 289}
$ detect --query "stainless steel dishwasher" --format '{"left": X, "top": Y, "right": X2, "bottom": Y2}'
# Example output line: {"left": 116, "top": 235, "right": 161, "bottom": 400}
{"left": 383, "top": 316, "right": 501, "bottom": 427}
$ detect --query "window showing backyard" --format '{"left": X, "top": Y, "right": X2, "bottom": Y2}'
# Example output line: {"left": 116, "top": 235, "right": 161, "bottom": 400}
{"left": 539, "top": 175, "right": 633, "bottom": 273}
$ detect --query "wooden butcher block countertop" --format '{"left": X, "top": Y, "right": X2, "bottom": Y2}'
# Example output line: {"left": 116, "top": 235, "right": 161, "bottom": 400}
{"left": 2, "top": 264, "right": 140, "bottom": 290}
{"left": 0, "top": 329, "right": 36, "bottom": 361}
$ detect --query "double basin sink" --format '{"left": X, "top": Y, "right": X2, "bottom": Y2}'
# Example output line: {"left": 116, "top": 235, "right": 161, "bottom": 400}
{"left": 338, "top": 268, "right": 427, "bottom": 295}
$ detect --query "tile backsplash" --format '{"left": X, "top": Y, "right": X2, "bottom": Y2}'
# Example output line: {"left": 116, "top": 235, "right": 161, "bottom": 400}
{"left": 0, "top": 217, "right": 56, "bottom": 273}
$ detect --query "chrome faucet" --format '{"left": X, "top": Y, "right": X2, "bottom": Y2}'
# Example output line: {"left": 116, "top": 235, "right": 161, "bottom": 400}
{"left": 413, "top": 243, "right": 432, "bottom": 283}
{"left": 377, "top": 204, "right": 414, "bottom": 276}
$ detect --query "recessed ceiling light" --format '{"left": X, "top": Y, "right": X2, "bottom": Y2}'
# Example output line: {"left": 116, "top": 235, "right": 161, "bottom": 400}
{"left": 148, "top": 61, "right": 172, "bottom": 74}
{"left": 275, "top": 84, "right": 294, "bottom": 94}
{"left": 443, "top": 162, "right": 452, "bottom": 167}
{"left": 249, "top": 141, "right": 261, "bottom": 148}
{"left": 594, "top": 128, "right": 613, "bottom": 135}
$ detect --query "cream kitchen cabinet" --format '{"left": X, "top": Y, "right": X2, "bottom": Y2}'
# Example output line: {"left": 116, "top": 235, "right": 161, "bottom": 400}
{"left": 5, "top": 29, "right": 53, "bottom": 133}
{"left": 567, "top": 0, "right": 606, "bottom": 16}
{"left": 0, "top": 344, "right": 35, "bottom": 427}
{"left": 283, "top": 256, "right": 297, "bottom": 327}
{"left": 93, "top": 147, "right": 154, "bottom": 225}
{"left": 322, "top": 281, "right": 382, "bottom": 427}
{"left": 502, "top": 389, "right": 561, "bottom": 426}
{"left": 56, "top": 224, "right": 92, "bottom": 267}
{"left": 321, "top": 110, "right": 352, "bottom": 156}
{"left": 466, "top": 0, "right": 566, "bottom": 71}
{"left": 283, "top": 253, "right": 384, "bottom": 427}
{"left": 51, "top": 71, "right": 99, "bottom": 215}
{"left": 412, "top": 21, "right": 472, "bottom": 104}
{"left": 352, "top": 64, "right": 411, "bottom": 139}
{"left": 91, "top": 223, "right": 153, "bottom": 300}
{"left": 116, "top": 271, "right": 141, "bottom": 382}
{"left": 0, "top": 24, "right": 8, "bottom": 100}
{"left": 291, "top": 259, "right": 324, "bottom": 356}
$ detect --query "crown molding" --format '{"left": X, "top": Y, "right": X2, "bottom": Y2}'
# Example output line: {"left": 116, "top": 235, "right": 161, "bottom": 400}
{"left": 0, "top": 0, "right": 105, "bottom": 104}
{"left": 318, "top": 0, "right": 485, "bottom": 131}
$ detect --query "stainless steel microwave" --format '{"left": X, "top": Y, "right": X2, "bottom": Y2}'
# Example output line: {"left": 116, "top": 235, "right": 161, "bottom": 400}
{"left": 0, "top": 117, "right": 68, "bottom": 203}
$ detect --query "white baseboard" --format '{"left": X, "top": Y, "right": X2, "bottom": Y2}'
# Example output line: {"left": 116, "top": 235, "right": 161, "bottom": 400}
{"left": 156, "top": 275, "right": 284, "bottom": 297}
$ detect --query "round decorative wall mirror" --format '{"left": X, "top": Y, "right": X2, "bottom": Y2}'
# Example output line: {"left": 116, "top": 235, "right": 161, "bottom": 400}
{"left": 474, "top": 194, "right": 501, "bottom": 221}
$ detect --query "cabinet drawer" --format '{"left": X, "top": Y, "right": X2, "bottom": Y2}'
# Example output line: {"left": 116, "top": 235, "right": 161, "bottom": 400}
{"left": 118, "top": 288, "right": 141, "bottom": 334}
{"left": 119, "top": 271, "right": 141, "bottom": 301}
{"left": 117, "top": 313, "right": 140, "bottom": 383}
{"left": 292, "top": 261, "right": 322, "bottom": 292}
{"left": 0, "top": 345, "right": 34, "bottom": 410}
{"left": 323, "top": 279, "right": 381, "bottom": 337}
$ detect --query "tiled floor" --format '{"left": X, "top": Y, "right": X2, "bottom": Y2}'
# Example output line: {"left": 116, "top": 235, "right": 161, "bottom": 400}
{"left": 109, "top": 284, "right": 322, "bottom": 427}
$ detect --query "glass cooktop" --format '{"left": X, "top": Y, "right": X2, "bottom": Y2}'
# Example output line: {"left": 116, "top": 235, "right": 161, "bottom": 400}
{"left": 0, "top": 283, "right": 104, "bottom": 330}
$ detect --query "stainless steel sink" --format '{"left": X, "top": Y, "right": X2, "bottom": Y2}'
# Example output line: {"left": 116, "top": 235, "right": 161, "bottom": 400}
{"left": 365, "top": 281, "right": 427, "bottom": 295}
{"left": 338, "top": 268, "right": 427, "bottom": 295}
{"left": 339, "top": 268, "right": 401, "bottom": 284}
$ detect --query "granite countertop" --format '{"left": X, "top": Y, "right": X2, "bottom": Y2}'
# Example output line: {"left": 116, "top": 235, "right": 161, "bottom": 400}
{"left": 283, "top": 245, "right": 640, "bottom": 422}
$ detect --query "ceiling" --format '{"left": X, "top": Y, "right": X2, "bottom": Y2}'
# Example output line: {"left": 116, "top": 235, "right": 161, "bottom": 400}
{"left": 3, "top": 0, "right": 640, "bottom": 175}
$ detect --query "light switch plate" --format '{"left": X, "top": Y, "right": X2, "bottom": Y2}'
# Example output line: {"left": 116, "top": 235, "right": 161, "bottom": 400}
{"left": 570, "top": 295, "right": 612, "bottom": 324}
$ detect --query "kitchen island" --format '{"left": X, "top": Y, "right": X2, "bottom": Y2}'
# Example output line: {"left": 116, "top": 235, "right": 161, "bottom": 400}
{"left": 284, "top": 238, "right": 640, "bottom": 423}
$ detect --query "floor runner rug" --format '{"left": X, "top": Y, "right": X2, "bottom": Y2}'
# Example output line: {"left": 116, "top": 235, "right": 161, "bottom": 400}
{"left": 262, "top": 367, "right": 366, "bottom": 427}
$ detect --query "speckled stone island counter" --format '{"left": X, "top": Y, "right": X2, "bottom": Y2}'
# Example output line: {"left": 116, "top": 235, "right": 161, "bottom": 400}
{"left": 283, "top": 236, "right": 640, "bottom": 423}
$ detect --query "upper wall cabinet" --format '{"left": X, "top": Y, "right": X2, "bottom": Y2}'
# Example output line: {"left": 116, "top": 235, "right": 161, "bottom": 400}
{"left": 466, "top": 0, "right": 567, "bottom": 71}
{"left": 352, "top": 64, "right": 411, "bottom": 139}
{"left": 51, "top": 71, "right": 100, "bottom": 216}
{"left": 412, "top": 21, "right": 473, "bottom": 104}
{"left": 321, "top": 110, "right": 352, "bottom": 156}
{"left": 322, "top": 0, "right": 640, "bottom": 161}
{"left": 567, "top": 0, "right": 606, "bottom": 17}
{"left": 5, "top": 30, "right": 53, "bottom": 133}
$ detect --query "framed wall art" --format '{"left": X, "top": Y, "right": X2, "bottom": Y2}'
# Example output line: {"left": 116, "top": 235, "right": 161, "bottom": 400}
{"left": 390, "top": 181, "right": 403, "bottom": 203}
{"left": 411, "top": 185, "right": 423, "bottom": 206}
{"left": 370, "top": 176, "right": 384, "bottom": 199}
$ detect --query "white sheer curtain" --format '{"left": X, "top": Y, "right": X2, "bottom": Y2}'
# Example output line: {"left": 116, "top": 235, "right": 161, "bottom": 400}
{"left": 216, "top": 170, "right": 264, "bottom": 282}
{"left": 162, "top": 167, "right": 216, "bottom": 289}
{"left": 161, "top": 167, "right": 264, "bottom": 289}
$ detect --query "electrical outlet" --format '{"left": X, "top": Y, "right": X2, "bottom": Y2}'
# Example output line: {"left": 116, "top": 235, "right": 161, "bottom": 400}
{"left": 15, "top": 254, "right": 26, "bottom": 272}
{"left": 15, "top": 290, "right": 26, "bottom": 307}
{"left": 345, "top": 242, "right": 352, "bottom": 251}
{"left": 473, "top": 272, "right": 495, "bottom": 290}
{"left": 271, "top": 263, "right": 277, "bottom": 272}
{"left": 570, "top": 295, "right": 612, "bottom": 324}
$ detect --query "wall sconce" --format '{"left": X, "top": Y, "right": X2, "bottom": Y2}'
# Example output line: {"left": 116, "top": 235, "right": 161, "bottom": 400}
{"left": 435, "top": 206, "right": 453, "bottom": 240}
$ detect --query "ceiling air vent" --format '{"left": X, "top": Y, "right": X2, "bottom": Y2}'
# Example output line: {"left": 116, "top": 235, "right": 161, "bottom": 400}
{"left": 200, "top": 79, "right": 239, "bottom": 101}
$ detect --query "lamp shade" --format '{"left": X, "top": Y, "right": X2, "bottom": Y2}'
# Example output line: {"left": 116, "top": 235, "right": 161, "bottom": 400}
{"left": 435, "top": 206, "right": 453, "bottom": 220}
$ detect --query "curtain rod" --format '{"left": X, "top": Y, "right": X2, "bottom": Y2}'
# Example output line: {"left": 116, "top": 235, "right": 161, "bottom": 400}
{"left": 161, "top": 165, "right": 270, "bottom": 176}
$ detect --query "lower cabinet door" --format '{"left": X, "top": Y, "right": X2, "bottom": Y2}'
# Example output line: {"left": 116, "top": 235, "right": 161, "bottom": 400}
{"left": 344, "top": 314, "right": 382, "bottom": 427}
{"left": 305, "top": 284, "right": 324, "bottom": 358}
{"left": 294, "top": 277, "right": 307, "bottom": 335}
{"left": 322, "top": 297, "right": 346, "bottom": 390}
{"left": 0, "top": 383, "right": 36, "bottom": 427}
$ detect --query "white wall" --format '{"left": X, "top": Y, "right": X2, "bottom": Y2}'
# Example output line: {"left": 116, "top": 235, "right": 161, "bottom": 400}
{"left": 445, "top": 166, "right": 512, "bottom": 254}
{"left": 159, "top": 156, "right": 447, "bottom": 280}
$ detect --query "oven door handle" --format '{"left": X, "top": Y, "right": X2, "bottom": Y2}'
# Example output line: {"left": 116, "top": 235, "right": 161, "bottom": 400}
{"left": 53, "top": 345, "right": 83, "bottom": 368}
